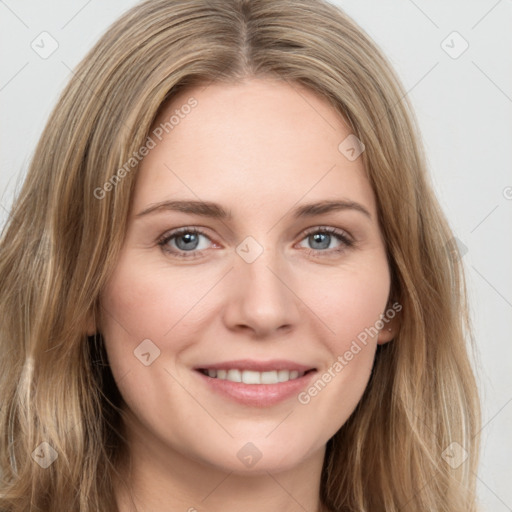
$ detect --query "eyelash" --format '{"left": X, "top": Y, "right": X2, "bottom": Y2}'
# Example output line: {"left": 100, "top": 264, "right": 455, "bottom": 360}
{"left": 157, "top": 226, "right": 354, "bottom": 260}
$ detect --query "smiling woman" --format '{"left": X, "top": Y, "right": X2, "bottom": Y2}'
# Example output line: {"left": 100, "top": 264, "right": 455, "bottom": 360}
{"left": 0, "top": 1, "right": 481, "bottom": 512}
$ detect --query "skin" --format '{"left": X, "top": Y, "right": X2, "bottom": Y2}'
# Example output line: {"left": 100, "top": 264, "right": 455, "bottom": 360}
{"left": 93, "top": 78, "right": 398, "bottom": 512}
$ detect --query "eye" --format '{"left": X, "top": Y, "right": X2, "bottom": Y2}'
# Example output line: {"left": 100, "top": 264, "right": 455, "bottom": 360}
{"left": 157, "top": 225, "right": 354, "bottom": 260}
{"left": 297, "top": 226, "right": 354, "bottom": 256}
{"left": 157, "top": 227, "right": 213, "bottom": 259}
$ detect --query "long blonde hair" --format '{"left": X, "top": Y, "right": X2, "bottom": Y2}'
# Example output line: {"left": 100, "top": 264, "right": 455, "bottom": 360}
{"left": 0, "top": 0, "right": 481, "bottom": 510}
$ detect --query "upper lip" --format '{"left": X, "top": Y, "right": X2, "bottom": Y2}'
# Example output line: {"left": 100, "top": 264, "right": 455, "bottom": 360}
{"left": 194, "top": 359, "right": 316, "bottom": 372}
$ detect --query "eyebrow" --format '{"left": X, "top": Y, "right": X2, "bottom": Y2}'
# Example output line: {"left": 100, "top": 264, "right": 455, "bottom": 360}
{"left": 136, "top": 199, "right": 371, "bottom": 220}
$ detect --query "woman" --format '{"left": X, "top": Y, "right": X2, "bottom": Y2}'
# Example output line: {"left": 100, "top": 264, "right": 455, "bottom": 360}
{"left": 0, "top": 0, "right": 481, "bottom": 510}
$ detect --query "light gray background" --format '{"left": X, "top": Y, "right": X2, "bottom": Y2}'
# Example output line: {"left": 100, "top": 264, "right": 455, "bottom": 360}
{"left": 1, "top": 1, "right": 511, "bottom": 510}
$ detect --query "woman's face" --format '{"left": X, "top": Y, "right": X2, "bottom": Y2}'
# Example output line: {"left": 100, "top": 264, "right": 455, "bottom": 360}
{"left": 98, "top": 78, "right": 395, "bottom": 475}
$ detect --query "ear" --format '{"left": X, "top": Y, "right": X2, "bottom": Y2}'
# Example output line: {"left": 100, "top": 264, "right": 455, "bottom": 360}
{"left": 376, "top": 305, "right": 401, "bottom": 345}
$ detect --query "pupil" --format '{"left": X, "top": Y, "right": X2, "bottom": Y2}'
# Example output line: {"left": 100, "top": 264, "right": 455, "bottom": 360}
{"left": 311, "top": 233, "right": 329, "bottom": 250}
{"left": 176, "top": 232, "right": 198, "bottom": 250}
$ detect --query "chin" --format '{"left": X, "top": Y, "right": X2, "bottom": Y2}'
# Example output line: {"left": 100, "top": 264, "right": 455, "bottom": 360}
{"left": 189, "top": 432, "right": 325, "bottom": 475}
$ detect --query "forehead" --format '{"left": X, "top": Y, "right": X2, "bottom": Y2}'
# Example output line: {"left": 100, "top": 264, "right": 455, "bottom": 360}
{"left": 132, "top": 78, "right": 376, "bottom": 220}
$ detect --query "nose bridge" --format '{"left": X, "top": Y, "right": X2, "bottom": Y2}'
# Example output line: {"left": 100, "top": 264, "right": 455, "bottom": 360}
{"left": 236, "top": 235, "right": 287, "bottom": 303}
{"left": 224, "top": 234, "right": 300, "bottom": 335}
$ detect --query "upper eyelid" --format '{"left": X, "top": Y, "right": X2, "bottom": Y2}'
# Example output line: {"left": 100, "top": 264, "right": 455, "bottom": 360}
{"left": 302, "top": 225, "right": 352, "bottom": 238}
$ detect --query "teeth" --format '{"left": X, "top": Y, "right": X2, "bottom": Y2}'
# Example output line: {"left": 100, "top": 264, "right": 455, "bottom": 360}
{"left": 242, "top": 370, "right": 261, "bottom": 384}
{"left": 277, "top": 370, "right": 290, "bottom": 382}
{"left": 226, "top": 369, "right": 242, "bottom": 383}
{"left": 261, "top": 371, "right": 278, "bottom": 384}
{"left": 203, "top": 368, "right": 306, "bottom": 384}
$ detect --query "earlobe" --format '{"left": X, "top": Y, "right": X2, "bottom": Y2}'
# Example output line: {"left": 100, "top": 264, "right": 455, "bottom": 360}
{"left": 376, "top": 312, "right": 400, "bottom": 345}
{"left": 377, "top": 326, "right": 395, "bottom": 345}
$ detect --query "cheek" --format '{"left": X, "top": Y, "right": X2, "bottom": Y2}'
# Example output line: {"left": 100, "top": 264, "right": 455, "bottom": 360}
{"left": 306, "top": 258, "right": 391, "bottom": 351}
{"left": 97, "top": 257, "right": 205, "bottom": 434}
{"left": 98, "top": 252, "right": 223, "bottom": 389}
{"left": 100, "top": 252, "right": 211, "bottom": 341}
{"left": 294, "top": 258, "right": 390, "bottom": 428}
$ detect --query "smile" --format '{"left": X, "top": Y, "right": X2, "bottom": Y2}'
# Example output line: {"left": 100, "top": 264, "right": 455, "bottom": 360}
{"left": 198, "top": 368, "right": 310, "bottom": 384}
{"left": 194, "top": 360, "right": 317, "bottom": 407}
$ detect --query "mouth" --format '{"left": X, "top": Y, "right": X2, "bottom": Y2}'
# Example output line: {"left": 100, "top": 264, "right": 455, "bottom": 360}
{"left": 196, "top": 368, "right": 315, "bottom": 384}
{"left": 193, "top": 360, "right": 317, "bottom": 407}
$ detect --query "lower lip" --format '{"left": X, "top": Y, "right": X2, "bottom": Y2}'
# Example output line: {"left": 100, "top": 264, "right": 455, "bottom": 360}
{"left": 195, "top": 370, "right": 317, "bottom": 407}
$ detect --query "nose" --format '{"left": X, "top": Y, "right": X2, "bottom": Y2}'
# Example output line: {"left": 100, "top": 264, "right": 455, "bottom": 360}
{"left": 222, "top": 245, "right": 302, "bottom": 338}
